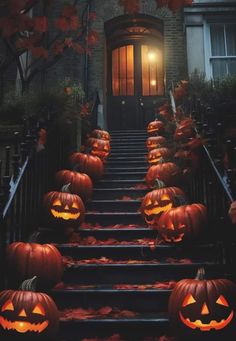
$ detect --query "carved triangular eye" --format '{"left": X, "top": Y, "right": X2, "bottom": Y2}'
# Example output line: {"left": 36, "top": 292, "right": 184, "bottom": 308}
{"left": 216, "top": 295, "right": 229, "bottom": 307}
{"left": 32, "top": 304, "right": 45, "bottom": 316}
{"left": 93, "top": 143, "right": 98, "bottom": 148}
{"left": 1, "top": 300, "right": 14, "bottom": 312}
{"left": 53, "top": 199, "right": 62, "bottom": 206}
{"left": 182, "top": 294, "right": 196, "bottom": 307}
{"left": 18, "top": 309, "right": 27, "bottom": 317}
{"left": 161, "top": 194, "right": 170, "bottom": 201}
{"left": 72, "top": 202, "right": 79, "bottom": 209}
{"left": 146, "top": 199, "right": 152, "bottom": 206}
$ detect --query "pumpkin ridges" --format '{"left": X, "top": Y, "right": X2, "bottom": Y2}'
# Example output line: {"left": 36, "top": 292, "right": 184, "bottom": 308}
{"left": 70, "top": 153, "right": 104, "bottom": 179}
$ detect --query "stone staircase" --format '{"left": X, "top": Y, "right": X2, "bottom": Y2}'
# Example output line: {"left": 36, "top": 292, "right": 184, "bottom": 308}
{"left": 51, "top": 130, "right": 225, "bottom": 341}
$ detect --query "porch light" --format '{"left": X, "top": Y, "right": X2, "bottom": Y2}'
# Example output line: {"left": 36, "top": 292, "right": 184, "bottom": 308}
{"left": 150, "top": 79, "right": 156, "bottom": 86}
{"left": 147, "top": 50, "right": 157, "bottom": 62}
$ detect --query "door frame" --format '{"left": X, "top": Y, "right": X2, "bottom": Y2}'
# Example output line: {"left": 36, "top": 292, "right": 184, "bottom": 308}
{"left": 104, "top": 14, "right": 164, "bottom": 130}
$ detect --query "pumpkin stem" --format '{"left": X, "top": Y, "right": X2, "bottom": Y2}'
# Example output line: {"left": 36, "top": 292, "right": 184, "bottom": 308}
{"left": 195, "top": 267, "right": 205, "bottom": 280}
{"left": 61, "top": 183, "right": 71, "bottom": 193}
{"left": 154, "top": 179, "right": 166, "bottom": 189}
{"left": 19, "top": 276, "right": 37, "bottom": 291}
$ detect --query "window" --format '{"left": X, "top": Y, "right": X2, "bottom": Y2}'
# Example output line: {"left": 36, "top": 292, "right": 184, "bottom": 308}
{"left": 112, "top": 45, "right": 134, "bottom": 96}
{"left": 209, "top": 23, "right": 236, "bottom": 78}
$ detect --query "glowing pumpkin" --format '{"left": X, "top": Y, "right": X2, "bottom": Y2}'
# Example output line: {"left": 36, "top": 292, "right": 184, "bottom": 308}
{"left": 69, "top": 153, "right": 104, "bottom": 180}
{"left": 147, "top": 120, "right": 165, "bottom": 136}
{"left": 0, "top": 277, "right": 59, "bottom": 340}
{"left": 146, "top": 136, "right": 167, "bottom": 151}
{"left": 145, "top": 162, "right": 182, "bottom": 188}
{"left": 90, "top": 129, "right": 110, "bottom": 141}
{"left": 168, "top": 268, "right": 236, "bottom": 337}
{"left": 6, "top": 242, "right": 63, "bottom": 290}
{"left": 43, "top": 191, "right": 85, "bottom": 227}
{"left": 147, "top": 148, "right": 173, "bottom": 166}
{"left": 86, "top": 138, "right": 110, "bottom": 160}
{"left": 157, "top": 203, "right": 207, "bottom": 243}
{"left": 140, "top": 187, "right": 187, "bottom": 226}
{"left": 174, "top": 118, "right": 196, "bottom": 142}
{"left": 55, "top": 170, "right": 93, "bottom": 201}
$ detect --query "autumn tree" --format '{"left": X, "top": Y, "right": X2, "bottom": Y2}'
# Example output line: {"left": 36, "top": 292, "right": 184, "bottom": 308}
{"left": 0, "top": 0, "right": 99, "bottom": 93}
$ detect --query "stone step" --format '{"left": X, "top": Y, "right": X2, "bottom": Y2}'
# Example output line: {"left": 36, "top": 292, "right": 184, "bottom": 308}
{"left": 105, "top": 160, "right": 148, "bottom": 168}
{"left": 103, "top": 172, "right": 146, "bottom": 180}
{"left": 93, "top": 188, "right": 147, "bottom": 200}
{"left": 86, "top": 200, "right": 141, "bottom": 212}
{"left": 85, "top": 211, "right": 144, "bottom": 225}
{"left": 104, "top": 167, "right": 147, "bottom": 173}
{"left": 63, "top": 263, "right": 225, "bottom": 285}
{"left": 59, "top": 312, "right": 169, "bottom": 340}
{"left": 74, "top": 228, "right": 155, "bottom": 240}
{"left": 94, "top": 179, "right": 147, "bottom": 189}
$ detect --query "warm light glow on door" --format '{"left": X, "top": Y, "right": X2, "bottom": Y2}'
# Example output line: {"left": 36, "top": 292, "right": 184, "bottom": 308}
{"left": 141, "top": 45, "right": 163, "bottom": 96}
{"left": 112, "top": 45, "right": 134, "bottom": 96}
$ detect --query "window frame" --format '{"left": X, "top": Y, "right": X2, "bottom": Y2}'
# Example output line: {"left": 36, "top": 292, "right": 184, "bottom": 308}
{"left": 204, "top": 20, "right": 236, "bottom": 79}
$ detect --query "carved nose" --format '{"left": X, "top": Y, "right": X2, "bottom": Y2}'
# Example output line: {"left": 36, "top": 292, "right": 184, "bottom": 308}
{"left": 201, "top": 302, "right": 210, "bottom": 315}
{"left": 64, "top": 205, "right": 70, "bottom": 210}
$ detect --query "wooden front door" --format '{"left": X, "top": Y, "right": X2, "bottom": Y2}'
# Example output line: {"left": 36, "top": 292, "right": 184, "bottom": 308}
{"left": 105, "top": 16, "right": 164, "bottom": 131}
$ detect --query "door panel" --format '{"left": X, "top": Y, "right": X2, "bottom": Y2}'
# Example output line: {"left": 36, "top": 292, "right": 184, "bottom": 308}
{"left": 108, "top": 42, "right": 164, "bottom": 130}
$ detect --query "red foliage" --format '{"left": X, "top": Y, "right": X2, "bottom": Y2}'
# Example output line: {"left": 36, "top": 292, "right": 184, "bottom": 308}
{"left": 33, "top": 16, "right": 48, "bottom": 32}
{"left": 60, "top": 306, "right": 138, "bottom": 320}
{"left": 63, "top": 256, "right": 192, "bottom": 266}
{"left": 119, "top": 0, "right": 140, "bottom": 13}
{"left": 68, "top": 234, "right": 155, "bottom": 246}
{"left": 87, "top": 30, "right": 100, "bottom": 46}
{"left": 113, "top": 281, "right": 176, "bottom": 290}
{"left": 80, "top": 223, "right": 142, "bottom": 229}
{"left": 156, "top": 0, "right": 192, "bottom": 11}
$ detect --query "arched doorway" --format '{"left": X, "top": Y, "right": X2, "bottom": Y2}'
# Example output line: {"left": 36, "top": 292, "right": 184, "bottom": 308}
{"left": 105, "top": 14, "right": 165, "bottom": 130}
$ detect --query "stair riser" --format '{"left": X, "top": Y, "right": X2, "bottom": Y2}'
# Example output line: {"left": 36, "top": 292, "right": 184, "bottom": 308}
{"left": 63, "top": 264, "right": 223, "bottom": 285}
{"left": 93, "top": 189, "right": 148, "bottom": 200}
{"left": 111, "top": 139, "right": 147, "bottom": 144}
{"left": 103, "top": 173, "right": 146, "bottom": 180}
{"left": 108, "top": 157, "right": 147, "bottom": 162}
{"left": 104, "top": 168, "right": 147, "bottom": 173}
{"left": 94, "top": 181, "right": 146, "bottom": 189}
{"left": 52, "top": 290, "right": 170, "bottom": 312}
{"left": 85, "top": 213, "right": 143, "bottom": 225}
{"left": 60, "top": 320, "right": 169, "bottom": 340}
{"left": 106, "top": 161, "right": 148, "bottom": 167}
{"left": 74, "top": 229, "right": 156, "bottom": 240}
{"left": 86, "top": 201, "right": 141, "bottom": 212}
{"left": 59, "top": 245, "right": 219, "bottom": 262}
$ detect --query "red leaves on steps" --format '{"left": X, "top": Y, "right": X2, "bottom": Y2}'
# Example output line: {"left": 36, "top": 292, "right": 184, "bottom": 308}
{"left": 63, "top": 256, "right": 192, "bottom": 266}
{"left": 79, "top": 335, "right": 175, "bottom": 341}
{"left": 54, "top": 281, "right": 176, "bottom": 291}
{"left": 68, "top": 234, "right": 155, "bottom": 246}
{"left": 80, "top": 223, "right": 142, "bottom": 229}
{"left": 60, "top": 306, "right": 137, "bottom": 321}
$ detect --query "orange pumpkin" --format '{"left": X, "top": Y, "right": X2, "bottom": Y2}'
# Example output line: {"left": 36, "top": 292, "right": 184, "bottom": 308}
{"left": 145, "top": 162, "right": 182, "bottom": 188}
{"left": 147, "top": 120, "right": 165, "bottom": 136}
{"left": 69, "top": 153, "right": 104, "bottom": 180}
{"left": 147, "top": 148, "right": 173, "bottom": 166}
{"left": 140, "top": 186, "right": 187, "bottom": 226}
{"left": 157, "top": 203, "right": 207, "bottom": 243}
{"left": 90, "top": 129, "right": 110, "bottom": 141}
{"left": 55, "top": 170, "right": 93, "bottom": 201}
{"left": 146, "top": 136, "right": 167, "bottom": 151}
{"left": 86, "top": 138, "right": 110, "bottom": 160}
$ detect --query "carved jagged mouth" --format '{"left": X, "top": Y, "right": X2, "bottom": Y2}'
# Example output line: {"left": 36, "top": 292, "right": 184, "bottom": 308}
{"left": 148, "top": 128, "right": 158, "bottom": 133}
{"left": 144, "top": 203, "right": 172, "bottom": 217}
{"left": 162, "top": 233, "right": 184, "bottom": 243}
{"left": 51, "top": 209, "right": 80, "bottom": 220}
{"left": 149, "top": 158, "right": 161, "bottom": 164}
{"left": 179, "top": 311, "right": 234, "bottom": 331}
{"left": 0, "top": 316, "right": 49, "bottom": 333}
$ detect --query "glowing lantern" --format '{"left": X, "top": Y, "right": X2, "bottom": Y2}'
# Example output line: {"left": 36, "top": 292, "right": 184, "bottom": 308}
{"left": 0, "top": 277, "right": 59, "bottom": 340}
{"left": 140, "top": 186, "right": 187, "bottom": 226}
{"left": 168, "top": 268, "right": 236, "bottom": 336}
{"left": 157, "top": 203, "right": 207, "bottom": 243}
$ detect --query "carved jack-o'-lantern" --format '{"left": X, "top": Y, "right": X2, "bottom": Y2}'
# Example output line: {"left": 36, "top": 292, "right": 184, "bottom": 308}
{"left": 140, "top": 187, "right": 187, "bottom": 226}
{"left": 168, "top": 268, "right": 236, "bottom": 336}
{"left": 86, "top": 138, "right": 110, "bottom": 160}
{"left": 43, "top": 191, "right": 85, "bottom": 227}
{"left": 90, "top": 129, "right": 110, "bottom": 141}
{"left": 145, "top": 162, "right": 182, "bottom": 189}
{"left": 147, "top": 148, "right": 173, "bottom": 166}
{"left": 147, "top": 120, "right": 165, "bottom": 136}
{"left": 157, "top": 203, "right": 207, "bottom": 243}
{"left": 0, "top": 277, "right": 59, "bottom": 340}
{"left": 146, "top": 136, "right": 167, "bottom": 151}
{"left": 174, "top": 118, "right": 196, "bottom": 142}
